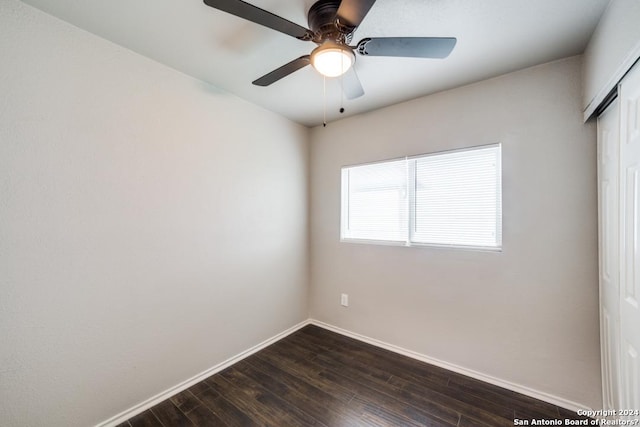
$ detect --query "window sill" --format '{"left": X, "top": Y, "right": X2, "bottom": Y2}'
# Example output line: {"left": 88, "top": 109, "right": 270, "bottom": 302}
{"left": 340, "top": 238, "right": 502, "bottom": 252}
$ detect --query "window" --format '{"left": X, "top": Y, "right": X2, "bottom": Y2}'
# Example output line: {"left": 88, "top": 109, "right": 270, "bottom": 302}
{"left": 341, "top": 144, "right": 502, "bottom": 250}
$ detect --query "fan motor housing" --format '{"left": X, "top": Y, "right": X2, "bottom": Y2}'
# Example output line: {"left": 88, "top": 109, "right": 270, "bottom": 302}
{"left": 308, "top": 0, "right": 352, "bottom": 44}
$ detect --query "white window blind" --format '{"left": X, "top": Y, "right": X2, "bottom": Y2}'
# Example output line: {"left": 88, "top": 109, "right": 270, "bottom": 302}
{"left": 412, "top": 146, "right": 501, "bottom": 247}
{"left": 341, "top": 144, "right": 502, "bottom": 250}
{"left": 341, "top": 159, "right": 408, "bottom": 242}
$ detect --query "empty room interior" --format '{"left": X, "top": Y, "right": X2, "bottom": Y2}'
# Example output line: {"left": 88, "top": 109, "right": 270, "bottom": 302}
{"left": 2, "top": 0, "right": 640, "bottom": 426}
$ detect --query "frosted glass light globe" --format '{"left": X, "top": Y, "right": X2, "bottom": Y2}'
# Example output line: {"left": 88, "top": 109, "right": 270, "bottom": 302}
{"left": 311, "top": 43, "right": 355, "bottom": 77}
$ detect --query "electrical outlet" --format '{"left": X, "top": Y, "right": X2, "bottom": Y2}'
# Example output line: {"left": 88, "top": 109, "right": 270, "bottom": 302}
{"left": 341, "top": 293, "right": 349, "bottom": 307}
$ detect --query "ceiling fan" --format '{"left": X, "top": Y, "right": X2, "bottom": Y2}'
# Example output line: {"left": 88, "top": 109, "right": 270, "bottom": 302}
{"left": 203, "top": 0, "right": 457, "bottom": 99}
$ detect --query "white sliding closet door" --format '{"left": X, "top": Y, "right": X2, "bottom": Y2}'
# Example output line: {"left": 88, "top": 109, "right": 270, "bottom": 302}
{"left": 597, "top": 99, "right": 621, "bottom": 412}
{"left": 619, "top": 61, "right": 640, "bottom": 413}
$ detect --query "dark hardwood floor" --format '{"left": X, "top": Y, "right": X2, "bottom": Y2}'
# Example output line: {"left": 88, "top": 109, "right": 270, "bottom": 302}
{"left": 117, "top": 325, "right": 590, "bottom": 426}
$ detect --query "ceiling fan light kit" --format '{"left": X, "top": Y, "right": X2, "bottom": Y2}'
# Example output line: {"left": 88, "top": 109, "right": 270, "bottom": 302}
{"left": 203, "top": 0, "right": 456, "bottom": 100}
{"left": 311, "top": 41, "right": 355, "bottom": 77}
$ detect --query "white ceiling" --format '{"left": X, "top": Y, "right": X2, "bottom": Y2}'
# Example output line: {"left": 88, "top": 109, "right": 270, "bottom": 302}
{"left": 20, "top": 0, "right": 610, "bottom": 127}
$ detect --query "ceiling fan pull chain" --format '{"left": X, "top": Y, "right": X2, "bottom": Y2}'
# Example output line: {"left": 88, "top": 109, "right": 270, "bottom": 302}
{"left": 323, "top": 75, "right": 327, "bottom": 127}
{"left": 340, "top": 55, "right": 345, "bottom": 113}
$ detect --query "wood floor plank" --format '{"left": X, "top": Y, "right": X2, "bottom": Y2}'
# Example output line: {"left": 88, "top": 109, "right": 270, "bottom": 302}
{"left": 299, "top": 338, "right": 396, "bottom": 384}
{"left": 196, "top": 387, "right": 259, "bottom": 427}
{"left": 447, "top": 376, "right": 561, "bottom": 419}
{"left": 129, "top": 410, "right": 163, "bottom": 427}
{"left": 310, "top": 349, "right": 461, "bottom": 424}
{"left": 238, "top": 357, "right": 367, "bottom": 427}
{"left": 300, "top": 326, "right": 452, "bottom": 387}
{"left": 186, "top": 382, "right": 211, "bottom": 397}
{"left": 259, "top": 341, "right": 320, "bottom": 368}
{"left": 255, "top": 346, "right": 356, "bottom": 404}
{"left": 260, "top": 336, "right": 317, "bottom": 362}
{"left": 387, "top": 374, "right": 515, "bottom": 425}
{"left": 315, "top": 362, "right": 459, "bottom": 426}
{"left": 183, "top": 404, "right": 228, "bottom": 427}
{"left": 458, "top": 414, "right": 500, "bottom": 427}
{"left": 390, "top": 377, "right": 514, "bottom": 427}
{"left": 350, "top": 393, "right": 455, "bottom": 427}
{"left": 204, "top": 374, "right": 279, "bottom": 426}
{"left": 151, "top": 400, "right": 195, "bottom": 427}
{"left": 217, "top": 365, "right": 325, "bottom": 426}
{"left": 283, "top": 331, "right": 334, "bottom": 354}
{"left": 170, "top": 390, "right": 201, "bottom": 414}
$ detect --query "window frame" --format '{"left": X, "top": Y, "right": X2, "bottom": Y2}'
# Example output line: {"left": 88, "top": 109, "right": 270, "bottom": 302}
{"left": 340, "top": 143, "right": 502, "bottom": 252}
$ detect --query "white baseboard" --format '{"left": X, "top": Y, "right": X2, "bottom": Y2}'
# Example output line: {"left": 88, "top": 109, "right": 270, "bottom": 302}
{"left": 95, "top": 319, "right": 311, "bottom": 427}
{"left": 309, "top": 319, "right": 592, "bottom": 414}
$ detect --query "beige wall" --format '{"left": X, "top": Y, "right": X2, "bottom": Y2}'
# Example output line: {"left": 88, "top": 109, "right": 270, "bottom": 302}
{"left": 0, "top": 1, "right": 308, "bottom": 426}
{"left": 309, "top": 56, "right": 601, "bottom": 409}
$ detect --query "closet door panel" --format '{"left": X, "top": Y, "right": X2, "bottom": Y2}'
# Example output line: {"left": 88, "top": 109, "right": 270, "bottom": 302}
{"left": 597, "top": 100, "right": 621, "bottom": 411}
{"left": 619, "top": 61, "right": 640, "bottom": 413}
